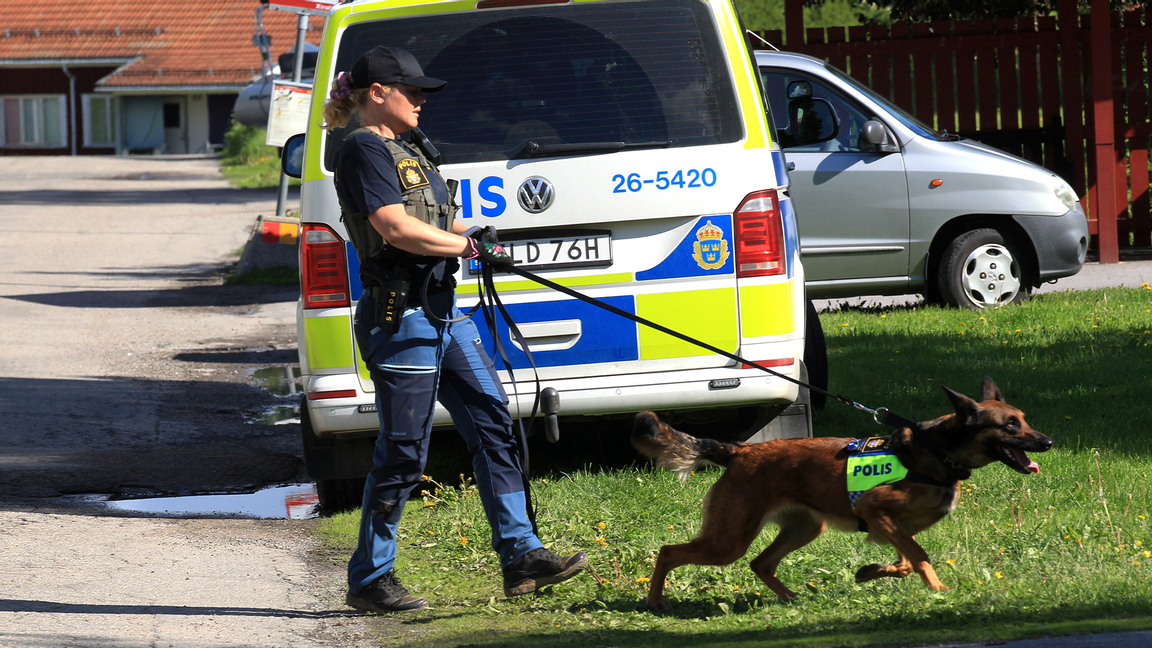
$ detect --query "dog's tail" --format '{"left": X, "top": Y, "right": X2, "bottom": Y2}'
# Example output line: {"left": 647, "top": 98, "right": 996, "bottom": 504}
{"left": 631, "top": 411, "right": 738, "bottom": 480}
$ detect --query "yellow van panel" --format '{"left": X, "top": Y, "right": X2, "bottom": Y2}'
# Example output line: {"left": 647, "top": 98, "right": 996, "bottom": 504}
{"left": 303, "top": 315, "right": 355, "bottom": 370}
{"left": 739, "top": 281, "right": 795, "bottom": 338}
{"left": 636, "top": 288, "right": 737, "bottom": 360}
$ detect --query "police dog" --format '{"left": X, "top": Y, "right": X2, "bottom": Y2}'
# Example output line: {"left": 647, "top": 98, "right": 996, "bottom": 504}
{"left": 631, "top": 377, "right": 1052, "bottom": 610}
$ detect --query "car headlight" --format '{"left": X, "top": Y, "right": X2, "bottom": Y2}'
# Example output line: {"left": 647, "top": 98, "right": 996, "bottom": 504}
{"left": 1052, "top": 176, "right": 1079, "bottom": 211}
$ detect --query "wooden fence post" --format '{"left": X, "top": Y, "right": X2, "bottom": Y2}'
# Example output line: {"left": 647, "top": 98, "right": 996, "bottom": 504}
{"left": 785, "top": 0, "right": 804, "bottom": 48}
{"left": 1090, "top": 0, "right": 1119, "bottom": 262}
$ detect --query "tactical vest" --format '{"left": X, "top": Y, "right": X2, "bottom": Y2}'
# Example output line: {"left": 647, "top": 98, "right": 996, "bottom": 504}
{"left": 336, "top": 128, "right": 457, "bottom": 268}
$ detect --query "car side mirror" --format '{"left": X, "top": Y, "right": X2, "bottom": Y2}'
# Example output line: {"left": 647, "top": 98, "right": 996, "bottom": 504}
{"left": 860, "top": 120, "right": 899, "bottom": 153}
{"left": 788, "top": 97, "right": 839, "bottom": 146}
{"left": 281, "top": 133, "right": 306, "bottom": 179}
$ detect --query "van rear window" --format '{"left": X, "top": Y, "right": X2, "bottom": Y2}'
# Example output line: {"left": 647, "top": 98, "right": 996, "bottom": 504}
{"left": 325, "top": 0, "right": 741, "bottom": 168}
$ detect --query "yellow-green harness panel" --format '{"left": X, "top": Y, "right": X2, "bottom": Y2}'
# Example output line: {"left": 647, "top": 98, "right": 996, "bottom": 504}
{"left": 846, "top": 436, "right": 909, "bottom": 508}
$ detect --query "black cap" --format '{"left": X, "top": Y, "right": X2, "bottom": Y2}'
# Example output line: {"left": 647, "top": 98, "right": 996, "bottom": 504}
{"left": 349, "top": 46, "right": 446, "bottom": 93}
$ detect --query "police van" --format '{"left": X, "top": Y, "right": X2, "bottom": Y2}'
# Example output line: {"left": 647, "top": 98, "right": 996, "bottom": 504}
{"left": 281, "top": 0, "right": 825, "bottom": 510}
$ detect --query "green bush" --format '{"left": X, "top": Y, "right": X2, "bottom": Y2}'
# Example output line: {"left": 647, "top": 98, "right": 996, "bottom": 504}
{"left": 219, "top": 122, "right": 277, "bottom": 166}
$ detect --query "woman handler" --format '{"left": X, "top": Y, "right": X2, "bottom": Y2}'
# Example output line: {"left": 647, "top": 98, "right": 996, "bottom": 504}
{"left": 323, "top": 46, "right": 587, "bottom": 614}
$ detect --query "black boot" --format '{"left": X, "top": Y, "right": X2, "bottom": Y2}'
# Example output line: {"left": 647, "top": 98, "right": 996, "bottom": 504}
{"left": 502, "top": 548, "right": 589, "bottom": 597}
{"left": 346, "top": 570, "right": 429, "bottom": 613}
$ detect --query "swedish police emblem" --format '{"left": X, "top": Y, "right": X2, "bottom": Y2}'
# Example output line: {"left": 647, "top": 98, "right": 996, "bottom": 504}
{"left": 396, "top": 158, "right": 429, "bottom": 190}
{"left": 691, "top": 220, "right": 729, "bottom": 270}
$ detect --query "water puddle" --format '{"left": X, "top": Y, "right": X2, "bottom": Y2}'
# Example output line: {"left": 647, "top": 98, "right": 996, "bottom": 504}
{"left": 253, "top": 366, "right": 302, "bottom": 396}
{"left": 103, "top": 483, "right": 318, "bottom": 519}
{"left": 250, "top": 366, "right": 302, "bottom": 425}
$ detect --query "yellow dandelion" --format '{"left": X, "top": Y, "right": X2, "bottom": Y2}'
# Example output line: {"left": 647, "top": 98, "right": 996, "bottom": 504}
{"left": 459, "top": 536, "right": 469, "bottom": 546}
{"left": 595, "top": 536, "right": 607, "bottom": 546}
{"left": 881, "top": 315, "right": 887, "bottom": 318}
{"left": 977, "top": 579, "right": 983, "bottom": 585}
{"left": 733, "top": 585, "right": 740, "bottom": 590}
{"left": 1143, "top": 551, "right": 1151, "bottom": 558}
{"left": 1135, "top": 561, "right": 1142, "bottom": 566}
{"left": 597, "top": 522, "right": 607, "bottom": 530}
{"left": 995, "top": 572, "right": 1003, "bottom": 579}
{"left": 636, "top": 577, "right": 651, "bottom": 583}
{"left": 1140, "top": 515, "right": 1147, "bottom": 520}
{"left": 667, "top": 525, "right": 674, "bottom": 530}
{"left": 841, "top": 323, "right": 849, "bottom": 327}
{"left": 945, "top": 559, "right": 955, "bottom": 565}
{"left": 423, "top": 502, "right": 435, "bottom": 508}
{"left": 1137, "top": 541, "right": 1143, "bottom": 546}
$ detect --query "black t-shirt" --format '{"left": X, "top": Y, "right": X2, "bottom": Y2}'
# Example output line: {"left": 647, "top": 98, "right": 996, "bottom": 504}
{"left": 334, "top": 131, "right": 456, "bottom": 288}
{"left": 334, "top": 131, "right": 449, "bottom": 218}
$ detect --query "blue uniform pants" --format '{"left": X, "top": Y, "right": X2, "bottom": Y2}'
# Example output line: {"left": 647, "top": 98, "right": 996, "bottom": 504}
{"left": 347, "top": 289, "right": 542, "bottom": 594}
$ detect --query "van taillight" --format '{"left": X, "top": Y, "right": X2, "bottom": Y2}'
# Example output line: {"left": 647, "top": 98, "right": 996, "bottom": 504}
{"left": 734, "top": 190, "right": 786, "bottom": 278}
{"left": 301, "top": 224, "right": 349, "bottom": 309}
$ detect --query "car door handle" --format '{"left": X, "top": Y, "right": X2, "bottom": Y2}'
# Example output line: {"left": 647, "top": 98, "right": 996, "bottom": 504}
{"left": 786, "top": 162, "right": 795, "bottom": 171}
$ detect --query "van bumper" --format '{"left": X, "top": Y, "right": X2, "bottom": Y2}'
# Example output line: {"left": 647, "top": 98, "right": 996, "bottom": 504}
{"left": 1014, "top": 202, "right": 1089, "bottom": 283}
{"left": 304, "top": 360, "right": 803, "bottom": 438}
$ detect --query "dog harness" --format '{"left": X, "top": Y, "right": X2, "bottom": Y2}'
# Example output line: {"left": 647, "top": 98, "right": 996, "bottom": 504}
{"left": 846, "top": 436, "right": 909, "bottom": 509}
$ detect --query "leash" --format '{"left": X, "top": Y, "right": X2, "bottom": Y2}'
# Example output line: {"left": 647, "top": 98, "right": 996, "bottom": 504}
{"left": 488, "top": 263, "right": 920, "bottom": 434}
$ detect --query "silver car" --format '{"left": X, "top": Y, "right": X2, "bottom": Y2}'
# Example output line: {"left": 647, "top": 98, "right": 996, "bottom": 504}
{"left": 756, "top": 50, "right": 1089, "bottom": 308}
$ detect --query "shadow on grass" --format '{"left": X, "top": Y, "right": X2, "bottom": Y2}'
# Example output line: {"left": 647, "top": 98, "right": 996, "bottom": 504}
{"left": 392, "top": 599, "right": 1152, "bottom": 648}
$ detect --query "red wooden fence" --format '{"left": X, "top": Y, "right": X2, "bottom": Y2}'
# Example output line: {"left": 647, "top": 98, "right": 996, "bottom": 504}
{"left": 754, "top": 0, "right": 1152, "bottom": 261}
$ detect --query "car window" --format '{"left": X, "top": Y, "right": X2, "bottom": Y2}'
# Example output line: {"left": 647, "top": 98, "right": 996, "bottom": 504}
{"left": 760, "top": 69, "right": 872, "bottom": 152}
{"left": 325, "top": 0, "right": 742, "bottom": 168}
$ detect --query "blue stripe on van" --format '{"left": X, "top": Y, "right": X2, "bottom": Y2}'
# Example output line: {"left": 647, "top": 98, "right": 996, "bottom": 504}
{"left": 635, "top": 214, "right": 734, "bottom": 282}
{"left": 779, "top": 197, "right": 799, "bottom": 279}
{"left": 347, "top": 243, "right": 365, "bottom": 301}
{"left": 772, "top": 150, "right": 788, "bottom": 187}
{"left": 473, "top": 295, "right": 639, "bottom": 370}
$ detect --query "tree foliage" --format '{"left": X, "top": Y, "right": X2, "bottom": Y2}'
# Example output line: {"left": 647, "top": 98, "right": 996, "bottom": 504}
{"left": 736, "top": 0, "right": 892, "bottom": 32}
{"left": 737, "top": 0, "right": 1140, "bottom": 29}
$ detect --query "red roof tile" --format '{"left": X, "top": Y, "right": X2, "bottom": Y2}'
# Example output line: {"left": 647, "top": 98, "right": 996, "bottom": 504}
{"left": 1, "top": 0, "right": 326, "bottom": 89}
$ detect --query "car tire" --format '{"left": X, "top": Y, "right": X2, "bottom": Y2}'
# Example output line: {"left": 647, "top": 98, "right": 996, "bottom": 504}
{"left": 301, "top": 400, "right": 370, "bottom": 514}
{"left": 937, "top": 228, "right": 1031, "bottom": 309}
{"left": 804, "top": 298, "right": 828, "bottom": 410}
{"left": 315, "top": 477, "right": 365, "bottom": 514}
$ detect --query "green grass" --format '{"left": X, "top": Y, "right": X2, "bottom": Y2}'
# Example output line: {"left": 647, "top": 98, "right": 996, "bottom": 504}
{"left": 317, "top": 286, "right": 1152, "bottom": 647}
{"left": 223, "top": 265, "right": 299, "bottom": 286}
{"left": 217, "top": 122, "right": 299, "bottom": 189}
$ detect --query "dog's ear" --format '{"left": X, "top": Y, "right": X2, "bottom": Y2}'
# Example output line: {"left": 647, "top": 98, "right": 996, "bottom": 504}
{"left": 942, "top": 385, "right": 978, "bottom": 426}
{"left": 981, "top": 376, "right": 1004, "bottom": 402}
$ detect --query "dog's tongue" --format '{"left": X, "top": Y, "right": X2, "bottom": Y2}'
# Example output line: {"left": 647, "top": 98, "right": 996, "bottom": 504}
{"left": 1008, "top": 447, "right": 1040, "bottom": 474}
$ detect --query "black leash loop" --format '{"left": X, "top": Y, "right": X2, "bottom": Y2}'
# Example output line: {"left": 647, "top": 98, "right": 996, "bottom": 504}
{"left": 494, "top": 263, "right": 918, "bottom": 433}
{"left": 476, "top": 262, "right": 542, "bottom": 536}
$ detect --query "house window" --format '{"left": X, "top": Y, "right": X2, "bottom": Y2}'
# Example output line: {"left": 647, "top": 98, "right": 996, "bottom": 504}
{"left": 0, "top": 95, "right": 67, "bottom": 147}
{"left": 82, "top": 94, "right": 117, "bottom": 147}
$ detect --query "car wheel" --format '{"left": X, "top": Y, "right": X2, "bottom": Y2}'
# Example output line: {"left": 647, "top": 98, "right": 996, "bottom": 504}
{"left": 937, "top": 228, "right": 1031, "bottom": 309}
{"left": 804, "top": 299, "right": 828, "bottom": 409}
{"left": 315, "top": 477, "right": 365, "bottom": 514}
{"left": 301, "top": 399, "right": 369, "bottom": 514}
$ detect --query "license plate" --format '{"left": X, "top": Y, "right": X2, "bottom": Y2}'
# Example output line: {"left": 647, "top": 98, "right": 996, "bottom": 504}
{"left": 467, "top": 229, "right": 612, "bottom": 274}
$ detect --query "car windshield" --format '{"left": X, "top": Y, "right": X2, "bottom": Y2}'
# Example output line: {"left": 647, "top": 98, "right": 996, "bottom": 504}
{"left": 824, "top": 63, "right": 941, "bottom": 140}
{"left": 325, "top": 0, "right": 741, "bottom": 168}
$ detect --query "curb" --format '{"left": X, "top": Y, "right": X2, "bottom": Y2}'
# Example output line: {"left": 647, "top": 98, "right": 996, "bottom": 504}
{"left": 235, "top": 215, "right": 299, "bottom": 276}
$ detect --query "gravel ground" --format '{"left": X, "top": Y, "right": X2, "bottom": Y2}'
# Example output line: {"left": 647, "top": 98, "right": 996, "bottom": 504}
{"left": 0, "top": 155, "right": 366, "bottom": 648}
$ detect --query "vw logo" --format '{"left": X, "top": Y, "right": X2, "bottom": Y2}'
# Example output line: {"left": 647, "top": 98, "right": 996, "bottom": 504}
{"left": 517, "top": 177, "right": 554, "bottom": 213}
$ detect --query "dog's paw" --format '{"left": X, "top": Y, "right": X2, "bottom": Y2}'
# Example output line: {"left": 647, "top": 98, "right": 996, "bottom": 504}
{"left": 854, "top": 563, "right": 885, "bottom": 584}
{"left": 646, "top": 595, "right": 672, "bottom": 612}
